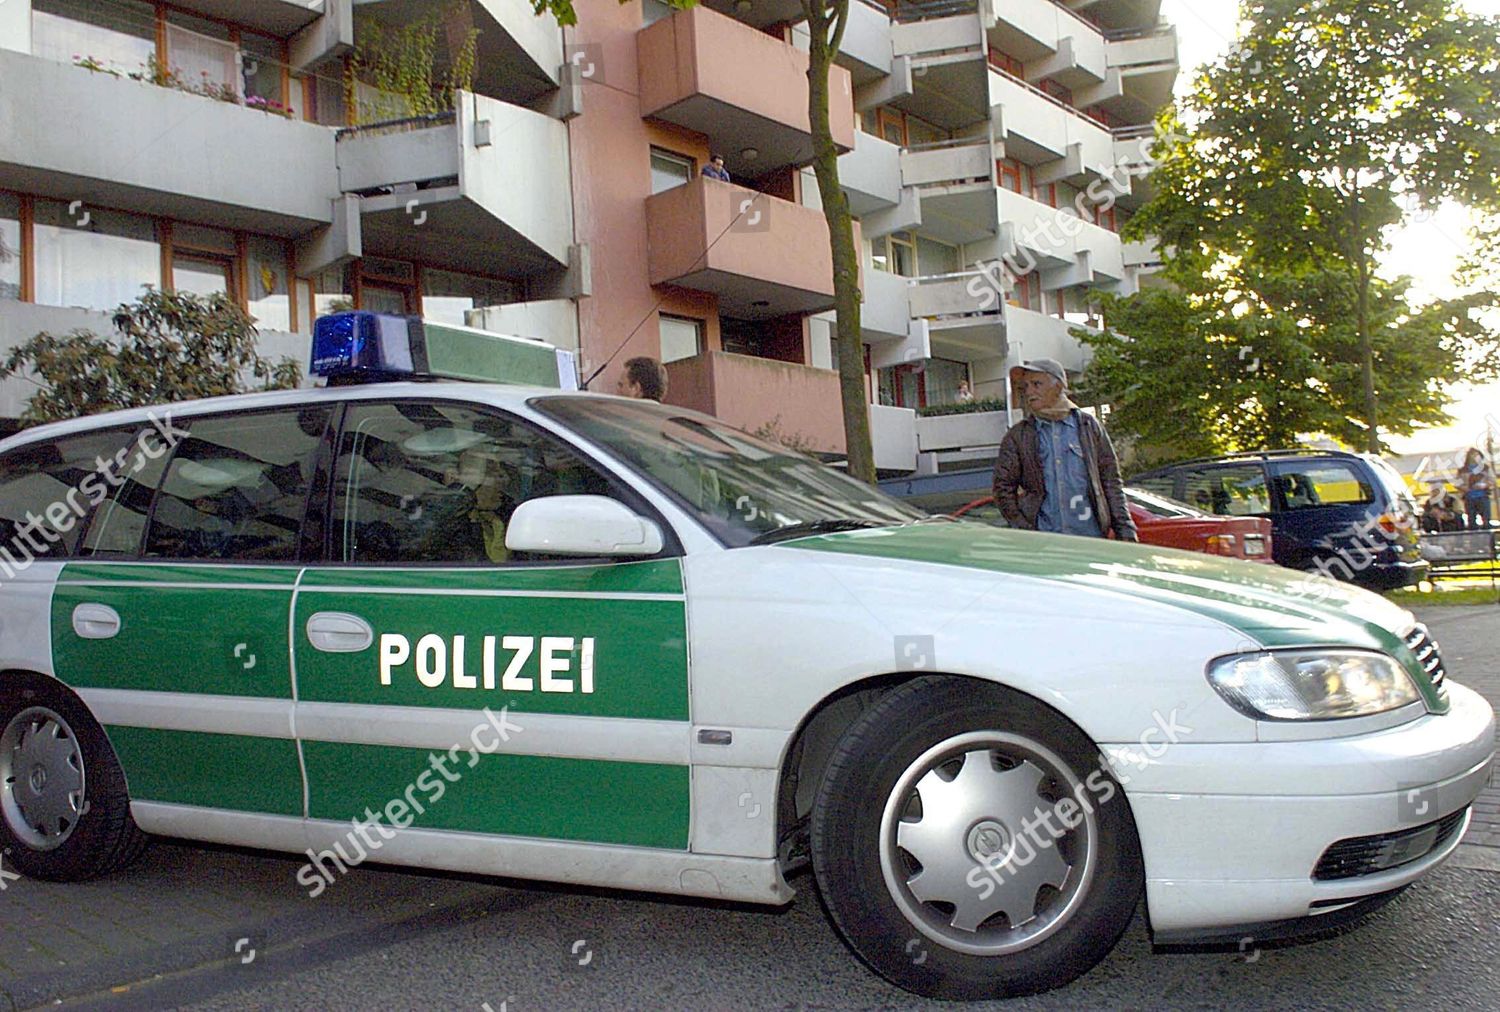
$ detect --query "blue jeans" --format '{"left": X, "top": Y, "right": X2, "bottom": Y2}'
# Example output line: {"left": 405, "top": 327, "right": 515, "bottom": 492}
{"left": 1467, "top": 493, "right": 1492, "bottom": 529}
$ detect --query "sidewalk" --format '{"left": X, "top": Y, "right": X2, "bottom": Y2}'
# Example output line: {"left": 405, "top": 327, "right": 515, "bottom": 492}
{"left": 1413, "top": 605, "right": 1500, "bottom": 869}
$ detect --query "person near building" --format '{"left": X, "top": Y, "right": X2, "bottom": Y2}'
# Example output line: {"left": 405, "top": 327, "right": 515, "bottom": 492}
{"left": 701, "top": 154, "right": 731, "bottom": 182}
{"left": 956, "top": 380, "right": 975, "bottom": 403}
{"left": 992, "top": 358, "right": 1137, "bottom": 541}
{"left": 617, "top": 357, "right": 668, "bottom": 402}
{"left": 1461, "top": 447, "right": 1494, "bottom": 529}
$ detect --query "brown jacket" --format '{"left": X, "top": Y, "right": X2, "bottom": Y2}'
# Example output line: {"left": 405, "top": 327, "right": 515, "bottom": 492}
{"left": 992, "top": 411, "right": 1137, "bottom": 540}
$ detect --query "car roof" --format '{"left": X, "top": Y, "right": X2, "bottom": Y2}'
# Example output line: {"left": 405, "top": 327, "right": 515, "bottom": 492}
{"left": 0, "top": 382, "right": 619, "bottom": 454}
{"left": 1132, "top": 448, "right": 1372, "bottom": 477}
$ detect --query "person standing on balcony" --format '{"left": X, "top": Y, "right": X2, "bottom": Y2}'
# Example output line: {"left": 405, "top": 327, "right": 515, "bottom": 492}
{"left": 992, "top": 359, "right": 1136, "bottom": 541}
{"left": 702, "top": 154, "right": 731, "bottom": 182}
{"left": 956, "top": 380, "right": 975, "bottom": 403}
{"left": 617, "top": 357, "right": 668, "bottom": 402}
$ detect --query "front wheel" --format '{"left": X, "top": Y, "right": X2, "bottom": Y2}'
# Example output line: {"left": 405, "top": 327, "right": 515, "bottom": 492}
{"left": 0, "top": 674, "right": 146, "bottom": 881}
{"left": 810, "top": 677, "right": 1142, "bottom": 999}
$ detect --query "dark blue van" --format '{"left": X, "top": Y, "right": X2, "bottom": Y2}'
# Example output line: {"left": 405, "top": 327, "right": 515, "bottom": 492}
{"left": 1130, "top": 450, "right": 1427, "bottom": 590}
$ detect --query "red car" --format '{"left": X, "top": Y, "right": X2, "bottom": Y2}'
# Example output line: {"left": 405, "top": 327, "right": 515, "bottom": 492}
{"left": 953, "top": 487, "right": 1275, "bottom": 564}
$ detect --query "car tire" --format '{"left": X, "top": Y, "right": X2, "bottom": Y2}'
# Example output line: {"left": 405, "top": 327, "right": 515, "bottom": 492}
{"left": 810, "top": 676, "right": 1142, "bottom": 999}
{"left": 0, "top": 673, "right": 147, "bottom": 881}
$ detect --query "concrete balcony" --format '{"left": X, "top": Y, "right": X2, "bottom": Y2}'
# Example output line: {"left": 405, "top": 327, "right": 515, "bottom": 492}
{"left": 177, "top": 0, "right": 335, "bottom": 36}
{"left": 989, "top": 68, "right": 1116, "bottom": 182}
{"left": 0, "top": 49, "right": 337, "bottom": 237}
{"left": 984, "top": 0, "right": 1108, "bottom": 86}
{"left": 664, "top": 351, "right": 846, "bottom": 454}
{"left": 1004, "top": 304, "right": 1095, "bottom": 371}
{"left": 871, "top": 403, "right": 918, "bottom": 472}
{"left": 840, "top": 130, "right": 905, "bottom": 216}
{"left": 353, "top": 2, "right": 560, "bottom": 106}
{"left": 336, "top": 90, "right": 573, "bottom": 280}
{"left": 902, "top": 140, "right": 999, "bottom": 245}
{"left": 701, "top": 0, "right": 804, "bottom": 31}
{"left": 1101, "top": 23, "right": 1178, "bottom": 123}
{"left": 793, "top": 0, "right": 895, "bottom": 86}
{"left": 862, "top": 268, "right": 914, "bottom": 342}
{"left": 890, "top": 15, "right": 988, "bottom": 129}
{"left": 1122, "top": 237, "right": 1160, "bottom": 268}
{"left": 908, "top": 271, "right": 1004, "bottom": 320}
{"left": 646, "top": 176, "right": 837, "bottom": 319}
{"left": 638, "top": 7, "right": 855, "bottom": 180}
{"left": 917, "top": 409, "right": 1008, "bottom": 453}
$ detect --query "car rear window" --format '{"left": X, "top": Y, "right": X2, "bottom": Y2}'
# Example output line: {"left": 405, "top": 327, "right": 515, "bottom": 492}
{"left": 1270, "top": 462, "right": 1375, "bottom": 509}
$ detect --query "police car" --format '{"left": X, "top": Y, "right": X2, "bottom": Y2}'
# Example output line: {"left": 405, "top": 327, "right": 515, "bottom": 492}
{"left": 0, "top": 313, "right": 1491, "bottom": 998}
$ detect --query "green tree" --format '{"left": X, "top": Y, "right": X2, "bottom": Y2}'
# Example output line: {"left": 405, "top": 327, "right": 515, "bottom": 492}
{"left": 1090, "top": 0, "right": 1500, "bottom": 455}
{"left": 0, "top": 288, "right": 302, "bottom": 425}
{"left": 531, "top": 0, "right": 875, "bottom": 481}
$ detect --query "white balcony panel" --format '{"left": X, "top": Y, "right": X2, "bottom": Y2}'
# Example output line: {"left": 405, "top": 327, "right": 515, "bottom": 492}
{"left": 1106, "top": 27, "right": 1178, "bottom": 69}
{"left": 900, "top": 141, "right": 994, "bottom": 188}
{"left": 870, "top": 403, "right": 918, "bottom": 472}
{"left": 840, "top": 130, "right": 904, "bottom": 215}
{"left": 1004, "top": 305, "right": 1094, "bottom": 372}
{"left": 892, "top": 15, "right": 984, "bottom": 58}
{"left": 917, "top": 410, "right": 1008, "bottom": 452}
{"left": 862, "top": 268, "right": 913, "bottom": 341}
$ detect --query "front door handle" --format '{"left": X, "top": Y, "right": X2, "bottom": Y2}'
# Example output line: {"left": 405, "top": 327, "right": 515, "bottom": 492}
{"left": 306, "top": 612, "right": 374, "bottom": 653}
{"left": 72, "top": 603, "right": 121, "bottom": 640}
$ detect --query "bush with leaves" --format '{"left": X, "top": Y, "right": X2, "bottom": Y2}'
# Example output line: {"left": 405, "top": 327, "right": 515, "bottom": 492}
{"left": 0, "top": 287, "right": 302, "bottom": 425}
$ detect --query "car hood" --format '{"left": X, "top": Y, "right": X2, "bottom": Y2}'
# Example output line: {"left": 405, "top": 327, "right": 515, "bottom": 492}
{"left": 788, "top": 522, "right": 1437, "bottom": 700}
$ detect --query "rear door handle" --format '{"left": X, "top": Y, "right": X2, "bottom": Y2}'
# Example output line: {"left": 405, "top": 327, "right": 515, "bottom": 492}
{"left": 72, "top": 603, "right": 121, "bottom": 640}
{"left": 306, "top": 612, "right": 374, "bottom": 653}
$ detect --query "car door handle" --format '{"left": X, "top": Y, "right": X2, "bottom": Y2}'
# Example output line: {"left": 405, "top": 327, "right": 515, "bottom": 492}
{"left": 306, "top": 612, "right": 374, "bottom": 653}
{"left": 72, "top": 603, "right": 121, "bottom": 640}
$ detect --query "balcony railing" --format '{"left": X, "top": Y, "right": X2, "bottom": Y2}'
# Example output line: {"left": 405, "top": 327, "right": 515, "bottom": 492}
{"left": 987, "top": 60, "right": 1113, "bottom": 129}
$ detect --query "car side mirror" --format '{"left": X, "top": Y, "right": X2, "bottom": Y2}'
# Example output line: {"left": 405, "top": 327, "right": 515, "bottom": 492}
{"left": 504, "top": 495, "right": 665, "bottom": 557}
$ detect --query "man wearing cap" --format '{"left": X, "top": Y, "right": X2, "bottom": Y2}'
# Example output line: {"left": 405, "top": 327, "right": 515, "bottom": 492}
{"left": 993, "top": 358, "right": 1136, "bottom": 541}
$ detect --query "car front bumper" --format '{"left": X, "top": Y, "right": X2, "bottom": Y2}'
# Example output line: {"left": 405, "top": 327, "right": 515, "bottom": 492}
{"left": 1118, "top": 680, "right": 1494, "bottom": 939}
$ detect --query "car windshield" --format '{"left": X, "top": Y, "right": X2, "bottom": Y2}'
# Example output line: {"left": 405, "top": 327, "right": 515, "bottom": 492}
{"left": 532, "top": 396, "right": 924, "bottom": 547}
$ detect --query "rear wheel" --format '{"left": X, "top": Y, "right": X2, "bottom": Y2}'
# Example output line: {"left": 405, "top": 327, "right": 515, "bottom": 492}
{"left": 0, "top": 674, "right": 146, "bottom": 880}
{"left": 810, "top": 677, "right": 1142, "bottom": 999}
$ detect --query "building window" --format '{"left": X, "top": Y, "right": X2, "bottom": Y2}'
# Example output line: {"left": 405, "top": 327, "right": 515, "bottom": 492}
{"left": 1033, "top": 181, "right": 1058, "bottom": 208}
{"left": 163, "top": 11, "right": 239, "bottom": 100}
{"left": 32, "top": 0, "right": 157, "bottom": 77}
{"left": 32, "top": 201, "right": 160, "bottom": 312}
{"left": 650, "top": 149, "right": 694, "bottom": 195}
{"left": 876, "top": 107, "right": 908, "bottom": 147}
{"left": 422, "top": 269, "right": 520, "bottom": 326}
{"left": 246, "top": 237, "right": 292, "bottom": 331}
{"left": 659, "top": 315, "right": 702, "bottom": 363}
{"left": 1039, "top": 78, "right": 1074, "bottom": 107}
{"left": 923, "top": 358, "right": 969, "bottom": 405}
{"left": 872, "top": 232, "right": 917, "bottom": 277}
{"left": 988, "top": 48, "right": 1023, "bottom": 77}
{"left": 1097, "top": 204, "right": 1118, "bottom": 232}
{"left": 916, "top": 236, "right": 958, "bottom": 276}
{"left": 0, "top": 194, "right": 20, "bottom": 302}
{"left": 997, "top": 158, "right": 1027, "bottom": 194}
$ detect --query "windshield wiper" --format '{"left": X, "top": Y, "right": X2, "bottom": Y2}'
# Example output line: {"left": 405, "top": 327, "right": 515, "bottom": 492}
{"left": 748, "top": 519, "right": 889, "bottom": 546}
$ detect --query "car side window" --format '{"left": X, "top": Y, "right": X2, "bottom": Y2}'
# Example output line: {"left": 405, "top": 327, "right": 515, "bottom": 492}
{"left": 141, "top": 407, "right": 332, "bottom": 562}
{"left": 332, "top": 401, "right": 615, "bottom": 565}
{"left": 80, "top": 428, "right": 178, "bottom": 558}
{"left": 1179, "top": 465, "right": 1270, "bottom": 516}
{"left": 1270, "top": 462, "right": 1375, "bottom": 509}
{"left": 1131, "top": 475, "right": 1177, "bottom": 501}
{"left": 0, "top": 426, "right": 145, "bottom": 563}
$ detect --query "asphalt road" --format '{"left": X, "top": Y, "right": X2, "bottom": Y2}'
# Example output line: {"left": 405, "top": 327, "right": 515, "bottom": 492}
{"left": 2, "top": 604, "right": 1497, "bottom": 1012}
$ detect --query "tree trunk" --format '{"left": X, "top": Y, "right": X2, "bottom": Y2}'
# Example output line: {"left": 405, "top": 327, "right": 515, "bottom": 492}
{"left": 1352, "top": 182, "right": 1379, "bottom": 453}
{"left": 804, "top": 1, "right": 875, "bottom": 483}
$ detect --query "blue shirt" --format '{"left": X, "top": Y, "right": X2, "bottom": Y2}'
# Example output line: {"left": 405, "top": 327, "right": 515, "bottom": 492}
{"left": 1035, "top": 412, "right": 1103, "bottom": 537}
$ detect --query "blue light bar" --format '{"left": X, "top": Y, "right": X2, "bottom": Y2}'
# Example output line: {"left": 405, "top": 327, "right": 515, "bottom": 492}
{"left": 310, "top": 312, "right": 426, "bottom": 379}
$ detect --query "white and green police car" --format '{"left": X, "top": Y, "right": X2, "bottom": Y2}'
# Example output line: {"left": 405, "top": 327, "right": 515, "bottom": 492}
{"left": 0, "top": 312, "right": 1491, "bottom": 998}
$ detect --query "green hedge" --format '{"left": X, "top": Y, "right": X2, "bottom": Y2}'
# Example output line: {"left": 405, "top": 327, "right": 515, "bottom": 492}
{"left": 916, "top": 397, "right": 1008, "bottom": 418}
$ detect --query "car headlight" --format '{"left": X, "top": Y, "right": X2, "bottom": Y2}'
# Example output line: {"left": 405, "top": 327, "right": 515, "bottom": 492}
{"left": 1206, "top": 649, "right": 1421, "bottom": 721}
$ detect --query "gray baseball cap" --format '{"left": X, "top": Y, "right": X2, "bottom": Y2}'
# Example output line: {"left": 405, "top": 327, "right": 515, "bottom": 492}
{"left": 1009, "top": 358, "right": 1068, "bottom": 387}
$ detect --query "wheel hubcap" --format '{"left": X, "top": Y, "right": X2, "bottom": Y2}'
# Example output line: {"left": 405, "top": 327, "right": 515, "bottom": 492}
{"left": 0, "top": 706, "right": 87, "bottom": 851}
{"left": 879, "top": 731, "right": 1098, "bottom": 957}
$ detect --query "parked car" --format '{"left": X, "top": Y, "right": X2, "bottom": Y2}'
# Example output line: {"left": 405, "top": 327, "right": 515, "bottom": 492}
{"left": 953, "top": 487, "right": 1275, "bottom": 564}
{"left": 1130, "top": 450, "right": 1426, "bottom": 590}
{"left": 0, "top": 316, "right": 1487, "bottom": 1000}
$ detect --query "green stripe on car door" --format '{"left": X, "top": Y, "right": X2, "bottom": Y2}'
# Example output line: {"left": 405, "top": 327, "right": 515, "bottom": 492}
{"left": 105, "top": 726, "right": 303, "bottom": 815}
{"left": 302, "top": 741, "right": 689, "bottom": 849}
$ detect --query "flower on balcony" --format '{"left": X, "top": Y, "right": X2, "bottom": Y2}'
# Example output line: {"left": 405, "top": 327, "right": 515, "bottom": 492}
{"left": 246, "top": 94, "right": 294, "bottom": 118}
{"left": 72, "top": 54, "right": 121, "bottom": 77}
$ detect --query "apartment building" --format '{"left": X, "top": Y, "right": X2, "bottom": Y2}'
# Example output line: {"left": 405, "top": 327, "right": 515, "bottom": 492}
{"left": 0, "top": 0, "right": 1175, "bottom": 477}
